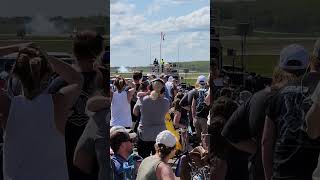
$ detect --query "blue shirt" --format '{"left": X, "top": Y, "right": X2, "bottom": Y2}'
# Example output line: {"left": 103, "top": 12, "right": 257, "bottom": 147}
{"left": 111, "top": 154, "right": 135, "bottom": 180}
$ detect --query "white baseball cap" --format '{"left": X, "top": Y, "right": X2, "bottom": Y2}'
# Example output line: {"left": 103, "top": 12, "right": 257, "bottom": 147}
{"left": 156, "top": 130, "right": 176, "bottom": 148}
{"left": 197, "top": 75, "right": 207, "bottom": 85}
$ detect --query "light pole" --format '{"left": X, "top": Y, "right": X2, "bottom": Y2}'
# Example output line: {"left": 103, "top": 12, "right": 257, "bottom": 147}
{"left": 177, "top": 43, "right": 180, "bottom": 70}
{"left": 236, "top": 23, "right": 250, "bottom": 86}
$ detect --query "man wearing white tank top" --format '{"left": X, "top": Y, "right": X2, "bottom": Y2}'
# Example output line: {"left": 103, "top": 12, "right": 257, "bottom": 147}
{"left": 0, "top": 43, "right": 83, "bottom": 180}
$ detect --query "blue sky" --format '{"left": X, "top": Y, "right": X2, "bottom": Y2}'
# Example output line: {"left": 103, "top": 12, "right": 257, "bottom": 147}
{"left": 110, "top": 0, "right": 210, "bottom": 67}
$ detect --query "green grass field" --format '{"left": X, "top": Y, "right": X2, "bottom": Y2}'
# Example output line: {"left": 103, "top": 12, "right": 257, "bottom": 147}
{"left": 219, "top": 37, "right": 317, "bottom": 76}
{"left": 0, "top": 38, "right": 73, "bottom": 53}
{"left": 223, "top": 55, "right": 278, "bottom": 76}
{"left": 220, "top": 38, "right": 317, "bottom": 55}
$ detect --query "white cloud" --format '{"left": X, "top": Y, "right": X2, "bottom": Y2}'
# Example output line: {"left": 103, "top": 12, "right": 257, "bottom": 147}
{"left": 177, "top": 32, "right": 208, "bottom": 48}
{"left": 110, "top": 2, "right": 135, "bottom": 15}
{"left": 146, "top": 0, "right": 207, "bottom": 15}
{"left": 111, "top": 14, "right": 145, "bottom": 32}
{"left": 144, "top": 6, "right": 209, "bottom": 34}
{"left": 111, "top": 31, "right": 137, "bottom": 47}
{"left": 162, "top": 31, "right": 209, "bottom": 59}
{"left": 111, "top": 6, "right": 209, "bottom": 47}
{"left": 111, "top": 31, "right": 209, "bottom": 66}
{"left": 111, "top": 2, "right": 209, "bottom": 35}
{"left": 111, "top": 2, "right": 146, "bottom": 34}
{"left": 110, "top": 1, "right": 209, "bottom": 66}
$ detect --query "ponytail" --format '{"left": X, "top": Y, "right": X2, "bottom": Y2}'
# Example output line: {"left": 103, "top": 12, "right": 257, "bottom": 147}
{"left": 149, "top": 80, "right": 165, "bottom": 100}
{"left": 155, "top": 144, "right": 176, "bottom": 159}
{"left": 150, "top": 91, "right": 160, "bottom": 100}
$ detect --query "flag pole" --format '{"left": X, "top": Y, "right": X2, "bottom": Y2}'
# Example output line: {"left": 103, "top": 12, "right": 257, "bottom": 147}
{"left": 160, "top": 32, "right": 162, "bottom": 68}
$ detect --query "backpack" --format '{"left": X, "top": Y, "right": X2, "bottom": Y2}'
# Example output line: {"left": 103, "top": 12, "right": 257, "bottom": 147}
{"left": 196, "top": 88, "right": 209, "bottom": 117}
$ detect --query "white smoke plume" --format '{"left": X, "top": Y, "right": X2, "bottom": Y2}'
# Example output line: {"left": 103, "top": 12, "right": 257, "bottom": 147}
{"left": 25, "top": 14, "right": 60, "bottom": 36}
{"left": 118, "top": 66, "right": 129, "bottom": 73}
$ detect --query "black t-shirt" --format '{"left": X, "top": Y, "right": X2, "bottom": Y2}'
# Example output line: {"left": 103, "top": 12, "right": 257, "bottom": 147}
{"left": 174, "top": 101, "right": 189, "bottom": 127}
{"left": 130, "top": 83, "right": 141, "bottom": 122}
{"left": 179, "top": 89, "right": 197, "bottom": 108}
{"left": 248, "top": 89, "right": 270, "bottom": 140}
{"left": 222, "top": 88, "right": 270, "bottom": 144}
{"left": 266, "top": 72, "right": 320, "bottom": 179}
{"left": 221, "top": 102, "right": 250, "bottom": 144}
{"left": 221, "top": 88, "right": 270, "bottom": 180}
{"left": 131, "top": 83, "right": 141, "bottom": 104}
{"left": 209, "top": 116, "right": 250, "bottom": 180}
{"left": 180, "top": 88, "right": 209, "bottom": 118}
